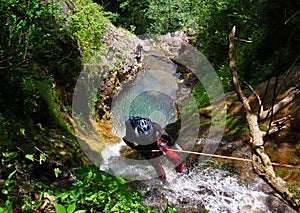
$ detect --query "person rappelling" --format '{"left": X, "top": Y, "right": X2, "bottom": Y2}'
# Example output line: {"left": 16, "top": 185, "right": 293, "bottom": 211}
{"left": 134, "top": 43, "right": 143, "bottom": 63}
{"left": 123, "top": 116, "right": 189, "bottom": 182}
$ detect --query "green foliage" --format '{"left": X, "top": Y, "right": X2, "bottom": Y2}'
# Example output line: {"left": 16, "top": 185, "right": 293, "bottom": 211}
{"left": 275, "top": 170, "right": 283, "bottom": 176}
{"left": 1, "top": 151, "right": 23, "bottom": 211}
{"left": 191, "top": 0, "right": 264, "bottom": 85}
{"left": 146, "top": 0, "right": 196, "bottom": 35}
{"left": 192, "top": 82, "right": 209, "bottom": 108}
{"left": 0, "top": 0, "right": 87, "bottom": 211}
{"left": 102, "top": 0, "right": 300, "bottom": 92}
{"left": 1, "top": 154, "right": 158, "bottom": 212}
{"left": 64, "top": 0, "right": 108, "bottom": 62}
{"left": 207, "top": 159, "right": 239, "bottom": 174}
{"left": 163, "top": 205, "right": 177, "bottom": 213}
{"left": 0, "top": 0, "right": 82, "bottom": 135}
{"left": 225, "top": 113, "right": 249, "bottom": 136}
{"left": 54, "top": 168, "right": 63, "bottom": 178}
{"left": 101, "top": 0, "right": 197, "bottom": 35}
{"left": 287, "top": 184, "right": 300, "bottom": 200}
{"left": 48, "top": 165, "right": 153, "bottom": 213}
{"left": 101, "top": 0, "right": 150, "bottom": 34}
{"left": 35, "top": 78, "right": 72, "bottom": 132}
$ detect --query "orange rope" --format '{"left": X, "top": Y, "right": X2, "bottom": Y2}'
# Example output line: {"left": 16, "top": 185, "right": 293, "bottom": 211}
{"left": 152, "top": 149, "right": 300, "bottom": 169}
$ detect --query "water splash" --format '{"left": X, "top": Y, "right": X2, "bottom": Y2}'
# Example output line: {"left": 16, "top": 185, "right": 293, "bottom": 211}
{"left": 100, "top": 142, "right": 294, "bottom": 212}
{"left": 131, "top": 166, "right": 294, "bottom": 213}
{"left": 100, "top": 44, "right": 293, "bottom": 212}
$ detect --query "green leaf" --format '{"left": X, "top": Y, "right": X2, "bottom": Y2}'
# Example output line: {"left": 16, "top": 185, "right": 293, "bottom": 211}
{"left": 35, "top": 182, "right": 45, "bottom": 189}
{"left": 67, "top": 202, "right": 76, "bottom": 213}
{"left": 57, "top": 192, "right": 70, "bottom": 200}
{"left": 2, "top": 189, "right": 8, "bottom": 195}
{"left": 115, "top": 176, "right": 126, "bottom": 185}
{"left": 275, "top": 170, "right": 283, "bottom": 176}
{"left": 74, "top": 210, "right": 86, "bottom": 213}
{"left": 55, "top": 203, "right": 67, "bottom": 213}
{"left": 8, "top": 169, "right": 17, "bottom": 180}
{"left": 54, "top": 168, "right": 62, "bottom": 178}
{"left": 163, "top": 205, "right": 177, "bottom": 213}
{"left": 20, "top": 128, "right": 26, "bottom": 136}
{"left": 39, "top": 153, "right": 47, "bottom": 164}
{"left": 25, "top": 154, "right": 35, "bottom": 161}
{"left": 3, "top": 151, "right": 18, "bottom": 160}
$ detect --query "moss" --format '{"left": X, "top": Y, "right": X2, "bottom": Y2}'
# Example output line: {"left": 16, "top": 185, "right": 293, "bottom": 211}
{"left": 225, "top": 114, "right": 249, "bottom": 136}
{"left": 259, "top": 123, "right": 269, "bottom": 132}
{"left": 36, "top": 79, "right": 72, "bottom": 133}
{"left": 287, "top": 184, "right": 300, "bottom": 200}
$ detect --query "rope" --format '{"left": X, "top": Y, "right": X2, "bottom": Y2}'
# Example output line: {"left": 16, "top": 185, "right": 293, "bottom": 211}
{"left": 152, "top": 149, "right": 300, "bottom": 169}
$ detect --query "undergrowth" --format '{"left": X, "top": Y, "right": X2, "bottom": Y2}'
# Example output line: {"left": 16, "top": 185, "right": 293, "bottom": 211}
{"left": 0, "top": 164, "right": 162, "bottom": 212}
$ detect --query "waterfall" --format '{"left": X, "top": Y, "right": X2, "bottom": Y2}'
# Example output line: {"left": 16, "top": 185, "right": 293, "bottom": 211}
{"left": 98, "top": 42, "right": 294, "bottom": 213}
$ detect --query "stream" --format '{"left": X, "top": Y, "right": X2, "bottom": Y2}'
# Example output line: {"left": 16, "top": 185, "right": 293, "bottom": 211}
{"left": 98, "top": 50, "right": 295, "bottom": 212}
{"left": 100, "top": 142, "right": 294, "bottom": 212}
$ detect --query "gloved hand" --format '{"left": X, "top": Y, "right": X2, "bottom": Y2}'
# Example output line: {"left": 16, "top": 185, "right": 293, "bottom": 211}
{"left": 157, "top": 138, "right": 169, "bottom": 153}
{"left": 161, "top": 134, "right": 175, "bottom": 146}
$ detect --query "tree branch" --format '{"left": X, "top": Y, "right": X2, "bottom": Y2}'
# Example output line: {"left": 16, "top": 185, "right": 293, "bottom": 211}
{"left": 234, "top": 37, "right": 252, "bottom": 44}
{"left": 259, "top": 87, "right": 300, "bottom": 121}
{"left": 228, "top": 26, "right": 250, "bottom": 110}
{"left": 228, "top": 26, "right": 300, "bottom": 211}
{"left": 229, "top": 26, "right": 264, "bottom": 146}
{"left": 242, "top": 79, "right": 264, "bottom": 114}
{"left": 285, "top": 10, "right": 300, "bottom": 25}
{"left": 261, "top": 115, "right": 292, "bottom": 137}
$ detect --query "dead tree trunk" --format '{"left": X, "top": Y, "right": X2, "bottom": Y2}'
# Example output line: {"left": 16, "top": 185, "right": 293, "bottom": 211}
{"left": 228, "top": 26, "right": 300, "bottom": 212}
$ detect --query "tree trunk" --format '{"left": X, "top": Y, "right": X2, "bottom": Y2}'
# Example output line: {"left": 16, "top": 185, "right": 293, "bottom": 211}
{"left": 228, "top": 26, "right": 300, "bottom": 212}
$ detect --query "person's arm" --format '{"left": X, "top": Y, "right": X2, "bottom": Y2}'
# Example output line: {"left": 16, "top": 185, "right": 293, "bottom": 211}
{"left": 152, "top": 122, "right": 175, "bottom": 146}
{"left": 122, "top": 137, "right": 143, "bottom": 150}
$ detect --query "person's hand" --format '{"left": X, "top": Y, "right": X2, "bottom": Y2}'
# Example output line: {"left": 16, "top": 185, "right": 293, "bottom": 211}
{"left": 157, "top": 138, "right": 169, "bottom": 151}
{"left": 159, "top": 143, "right": 169, "bottom": 149}
{"left": 174, "top": 144, "right": 182, "bottom": 151}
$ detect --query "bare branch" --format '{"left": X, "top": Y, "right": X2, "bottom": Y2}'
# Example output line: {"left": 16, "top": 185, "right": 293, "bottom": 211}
{"left": 261, "top": 115, "right": 293, "bottom": 137}
{"left": 228, "top": 26, "right": 250, "bottom": 110}
{"left": 242, "top": 79, "right": 263, "bottom": 113}
{"left": 234, "top": 38, "right": 252, "bottom": 44}
{"left": 229, "top": 26, "right": 264, "bottom": 146}
{"left": 285, "top": 10, "right": 300, "bottom": 25}
{"left": 0, "top": 56, "right": 13, "bottom": 64}
{"left": 228, "top": 26, "right": 300, "bottom": 211}
{"left": 260, "top": 87, "right": 300, "bottom": 121}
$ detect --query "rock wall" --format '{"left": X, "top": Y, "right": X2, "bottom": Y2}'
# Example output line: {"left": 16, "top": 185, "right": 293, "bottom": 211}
{"left": 95, "top": 26, "right": 196, "bottom": 121}
{"left": 95, "top": 24, "right": 143, "bottom": 121}
{"left": 96, "top": 57, "right": 142, "bottom": 120}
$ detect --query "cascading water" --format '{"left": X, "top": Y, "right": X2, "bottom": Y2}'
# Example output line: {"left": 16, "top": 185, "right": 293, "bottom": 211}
{"left": 100, "top": 53, "right": 180, "bottom": 180}
{"left": 99, "top": 50, "right": 295, "bottom": 213}
{"left": 130, "top": 165, "right": 294, "bottom": 213}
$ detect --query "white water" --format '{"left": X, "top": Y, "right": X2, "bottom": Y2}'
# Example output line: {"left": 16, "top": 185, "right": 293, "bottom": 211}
{"left": 154, "top": 167, "right": 272, "bottom": 213}
{"left": 99, "top": 46, "right": 294, "bottom": 212}
{"left": 100, "top": 142, "right": 294, "bottom": 213}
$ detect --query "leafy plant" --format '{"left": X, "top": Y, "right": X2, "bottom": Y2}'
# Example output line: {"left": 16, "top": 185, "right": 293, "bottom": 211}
{"left": 146, "top": 0, "right": 196, "bottom": 35}
{"left": 64, "top": 0, "right": 108, "bottom": 62}
{"left": 50, "top": 165, "right": 154, "bottom": 212}
{"left": 0, "top": 153, "right": 19, "bottom": 213}
{"left": 163, "top": 205, "right": 177, "bottom": 213}
{"left": 275, "top": 170, "right": 283, "bottom": 176}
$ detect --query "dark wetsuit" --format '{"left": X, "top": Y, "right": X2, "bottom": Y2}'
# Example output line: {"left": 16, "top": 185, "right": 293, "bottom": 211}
{"left": 123, "top": 117, "right": 185, "bottom": 181}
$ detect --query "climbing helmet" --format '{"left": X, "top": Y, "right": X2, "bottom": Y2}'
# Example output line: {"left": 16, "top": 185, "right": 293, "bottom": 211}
{"left": 135, "top": 119, "right": 152, "bottom": 136}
